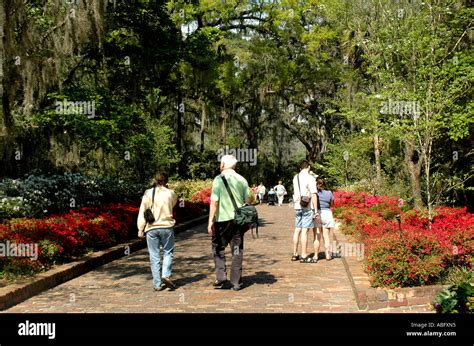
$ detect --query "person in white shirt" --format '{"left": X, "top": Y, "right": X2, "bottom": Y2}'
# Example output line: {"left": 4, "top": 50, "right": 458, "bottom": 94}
{"left": 137, "top": 172, "right": 178, "bottom": 291}
{"left": 257, "top": 183, "right": 266, "bottom": 202}
{"left": 292, "top": 160, "right": 319, "bottom": 263}
{"left": 274, "top": 181, "right": 287, "bottom": 206}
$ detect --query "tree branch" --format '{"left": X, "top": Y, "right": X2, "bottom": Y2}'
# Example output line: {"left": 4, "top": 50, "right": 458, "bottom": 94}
{"left": 436, "top": 21, "right": 472, "bottom": 65}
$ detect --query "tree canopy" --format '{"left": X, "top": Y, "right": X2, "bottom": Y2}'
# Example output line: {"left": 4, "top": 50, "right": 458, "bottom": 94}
{"left": 1, "top": 0, "right": 472, "bottom": 210}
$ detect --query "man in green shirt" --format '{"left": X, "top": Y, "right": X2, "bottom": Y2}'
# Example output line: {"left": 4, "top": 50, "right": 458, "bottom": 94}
{"left": 208, "top": 154, "right": 251, "bottom": 291}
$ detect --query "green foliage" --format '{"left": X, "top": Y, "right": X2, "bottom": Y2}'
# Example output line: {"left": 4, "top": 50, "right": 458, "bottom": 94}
{"left": 38, "top": 240, "right": 63, "bottom": 265}
{"left": 323, "top": 135, "right": 375, "bottom": 187}
{"left": 439, "top": 266, "right": 473, "bottom": 287}
{"left": 0, "top": 259, "right": 43, "bottom": 279}
{"left": 179, "top": 150, "right": 219, "bottom": 180}
{"left": 433, "top": 282, "right": 474, "bottom": 314}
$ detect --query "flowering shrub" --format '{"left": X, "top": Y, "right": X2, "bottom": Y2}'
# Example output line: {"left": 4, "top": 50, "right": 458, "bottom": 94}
{"left": 191, "top": 187, "right": 211, "bottom": 205}
{"left": 168, "top": 179, "right": 213, "bottom": 200}
{"left": 365, "top": 232, "right": 445, "bottom": 288}
{"left": 335, "top": 190, "right": 474, "bottom": 288}
{"left": 0, "top": 202, "right": 137, "bottom": 274}
{"left": 0, "top": 174, "right": 145, "bottom": 220}
{"left": 247, "top": 187, "right": 259, "bottom": 205}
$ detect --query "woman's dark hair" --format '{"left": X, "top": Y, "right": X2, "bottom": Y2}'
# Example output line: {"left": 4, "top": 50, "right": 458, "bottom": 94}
{"left": 299, "top": 160, "right": 310, "bottom": 170}
{"left": 316, "top": 177, "right": 326, "bottom": 191}
{"left": 154, "top": 172, "right": 169, "bottom": 187}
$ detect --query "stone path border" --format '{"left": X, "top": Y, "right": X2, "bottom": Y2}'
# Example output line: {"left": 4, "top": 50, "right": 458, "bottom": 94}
{"left": 333, "top": 221, "right": 441, "bottom": 311}
{"left": 0, "top": 215, "right": 208, "bottom": 311}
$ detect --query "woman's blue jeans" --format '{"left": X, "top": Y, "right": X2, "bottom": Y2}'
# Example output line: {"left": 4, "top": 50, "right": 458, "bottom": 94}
{"left": 146, "top": 227, "right": 174, "bottom": 289}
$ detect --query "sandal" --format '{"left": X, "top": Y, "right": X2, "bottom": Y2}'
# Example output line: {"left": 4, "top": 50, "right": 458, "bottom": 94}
{"left": 291, "top": 255, "right": 300, "bottom": 261}
{"left": 300, "top": 256, "right": 317, "bottom": 263}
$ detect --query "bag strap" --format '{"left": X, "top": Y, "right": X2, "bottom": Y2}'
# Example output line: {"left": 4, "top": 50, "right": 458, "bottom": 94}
{"left": 296, "top": 173, "right": 304, "bottom": 196}
{"left": 151, "top": 187, "right": 156, "bottom": 211}
{"left": 221, "top": 175, "right": 239, "bottom": 211}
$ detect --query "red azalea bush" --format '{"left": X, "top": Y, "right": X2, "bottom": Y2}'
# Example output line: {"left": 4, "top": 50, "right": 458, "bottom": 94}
{"left": 191, "top": 187, "right": 212, "bottom": 206}
{"left": 334, "top": 190, "right": 474, "bottom": 288}
{"left": 365, "top": 232, "right": 446, "bottom": 288}
{"left": 0, "top": 202, "right": 138, "bottom": 276}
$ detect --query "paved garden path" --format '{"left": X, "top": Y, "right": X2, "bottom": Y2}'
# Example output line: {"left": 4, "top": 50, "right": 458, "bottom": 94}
{"left": 5, "top": 204, "right": 430, "bottom": 313}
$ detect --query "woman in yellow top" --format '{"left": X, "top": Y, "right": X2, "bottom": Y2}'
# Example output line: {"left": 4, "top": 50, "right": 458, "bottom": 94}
{"left": 137, "top": 172, "right": 177, "bottom": 291}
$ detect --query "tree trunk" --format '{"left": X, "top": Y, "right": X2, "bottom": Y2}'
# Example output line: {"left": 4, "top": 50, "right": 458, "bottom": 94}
{"left": 220, "top": 108, "right": 227, "bottom": 145}
{"left": 200, "top": 101, "right": 206, "bottom": 152}
{"left": 424, "top": 141, "right": 432, "bottom": 221}
{"left": 374, "top": 133, "right": 382, "bottom": 183}
{"left": 306, "top": 146, "right": 318, "bottom": 163}
{"left": 176, "top": 96, "right": 183, "bottom": 153}
{"left": 0, "top": 0, "right": 15, "bottom": 134}
{"left": 0, "top": 0, "right": 17, "bottom": 176}
{"left": 404, "top": 141, "right": 423, "bottom": 208}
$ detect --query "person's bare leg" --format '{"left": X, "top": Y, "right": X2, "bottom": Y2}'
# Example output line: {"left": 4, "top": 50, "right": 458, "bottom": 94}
{"left": 323, "top": 228, "right": 332, "bottom": 259}
{"left": 313, "top": 228, "right": 321, "bottom": 259}
{"left": 293, "top": 228, "right": 302, "bottom": 256}
{"left": 300, "top": 228, "right": 309, "bottom": 258}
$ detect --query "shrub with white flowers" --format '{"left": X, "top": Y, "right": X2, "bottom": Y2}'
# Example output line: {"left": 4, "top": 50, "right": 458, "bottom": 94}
{"left": 0, "top": 174, "right": 145, "bottom": 220}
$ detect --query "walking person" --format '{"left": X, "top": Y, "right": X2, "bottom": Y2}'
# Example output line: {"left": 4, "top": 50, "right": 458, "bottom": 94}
{"left": 274, "top": 180, "right": 287, "bottom": 206}
{"left": 208, "top": 155, "right": 251, "bottom": 291}
{"left": 291, "top": 160, "right": 319, "bottom": 263}
{"left": 251, "top": 184, "right": 258, "bottom": 201}
{"left": 314, "top": 177, "right": 335, "bottom": 260}
{"left": 137, "top": 172, "right": 178, "bottom": 291}
{"left": 257, "top": 183, "right": 266, "bottom": 202}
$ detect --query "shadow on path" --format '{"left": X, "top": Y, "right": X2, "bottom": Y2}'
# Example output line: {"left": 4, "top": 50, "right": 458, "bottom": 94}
{"left": 243, "top": 271, "right": 277, "bottom": 288}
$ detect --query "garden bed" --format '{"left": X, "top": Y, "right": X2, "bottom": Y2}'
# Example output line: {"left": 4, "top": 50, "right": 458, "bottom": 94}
{"left": 0, "top": 200, "right": 208, "bottom": 280}
{"left": 334, "top": 222, "right": 446, "bottom": 310}
{"left": 333, "top": 190, "right": 473, "bottom": 310}
{"left": 0, "top": 214, "right": 208, "bottom": 311}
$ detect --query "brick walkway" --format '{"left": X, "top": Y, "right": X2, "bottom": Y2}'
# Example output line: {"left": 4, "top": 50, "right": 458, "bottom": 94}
{"left": 5, "top": 204, "right": 430, "bottom": 313}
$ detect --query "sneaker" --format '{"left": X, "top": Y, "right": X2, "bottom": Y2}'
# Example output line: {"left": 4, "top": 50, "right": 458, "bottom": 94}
{"left": 213, "top": 279, "right": 230, "bottom": 289}
{"left": 153, "top": 285, "right": 166, "bottom": 292}
{"left": 231, "top": 286, "right": 242, "bottom": 291}
{"left": 162, "top": 277, "right": 177, "bottom": 290}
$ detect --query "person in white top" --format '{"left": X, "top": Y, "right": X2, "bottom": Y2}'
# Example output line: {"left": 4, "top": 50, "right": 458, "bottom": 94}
{"left": 291, "top": 160, "right": 319, "bottom": 263}
{"left": 137, "top": 172, "right": 178, "bottom": 291}
{"left": 257, "top": 183, "right": 266, "bottom": 202}
{"left": 274, "top": 181, "right": 287, "bottom": 206}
